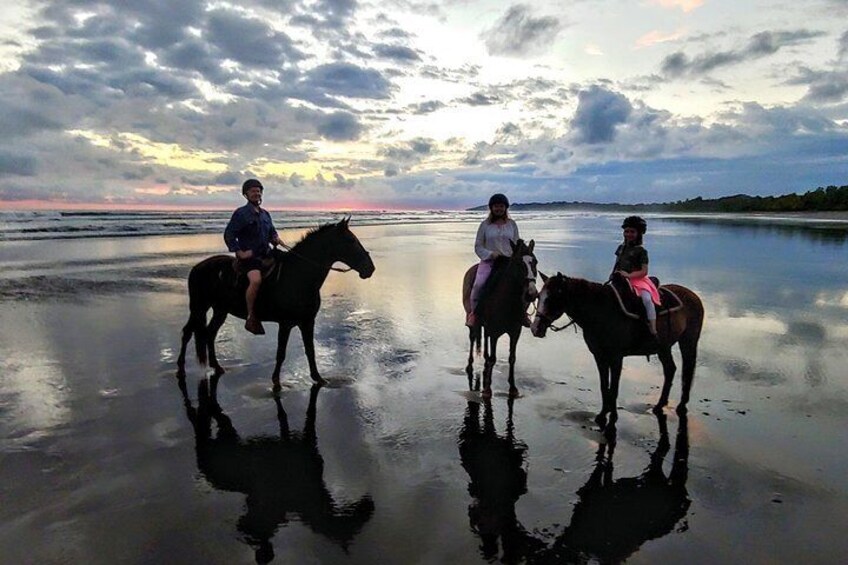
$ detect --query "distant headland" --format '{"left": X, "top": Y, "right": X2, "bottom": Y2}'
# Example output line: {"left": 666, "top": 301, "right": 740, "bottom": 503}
{"left": 469, "top": 184, "right": 848, "bottom": 213}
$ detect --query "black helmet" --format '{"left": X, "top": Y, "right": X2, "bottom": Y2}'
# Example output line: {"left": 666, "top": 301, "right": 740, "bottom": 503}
{"left": 621, "top": 215, "right": 647, "bottom": 234}
{"left": 488, "top": 193, "right": 509, "bottom": 208}
{"left": 242, "top": 178, "right": 264, "bottom": 194}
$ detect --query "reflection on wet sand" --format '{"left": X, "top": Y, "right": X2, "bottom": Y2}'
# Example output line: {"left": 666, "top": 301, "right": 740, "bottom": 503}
{"left": 458, "top": 406, "right": 691, "bottom": 563}
{"left": 546, "top": 413, "right": 690, "bottom": 563}
{"left": 178, "top": 380, "right": 374, "bottom": 563}
{"left": 458, "top": 399, "right": 545, "bottom": 562}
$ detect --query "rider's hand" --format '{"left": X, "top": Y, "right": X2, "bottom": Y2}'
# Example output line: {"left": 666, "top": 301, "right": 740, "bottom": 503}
{"left": 236, "top": 249, "right": 253, "bottom": 260}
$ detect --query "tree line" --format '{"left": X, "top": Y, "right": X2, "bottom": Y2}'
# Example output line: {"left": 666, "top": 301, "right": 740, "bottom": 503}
{"left": 496, "top": 184, "right": 848, "bottom": 213}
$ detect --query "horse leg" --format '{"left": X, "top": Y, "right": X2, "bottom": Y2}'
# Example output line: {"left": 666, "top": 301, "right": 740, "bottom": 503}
{"left": 176, "top": 318, "right": 193, "bottom": 379}
{"left": 206, "top": 308, "right": 229, "bottom": 377}
{"left": 466, "top": 327, "right": 476, "bottom": 387}
{"left": 271, "top": 324, "right": 293, "bottom": 392}
{"left": 607, "top": 356, "right": 623, "bottom": 429}
{"left": 299, "top": 318, "right": 327, "bottom": 385}
{"left": 654, "top": 346, "right": 677, "bottom": 414}
{"left": 507, "top": 330, "right": 519, "bottom": 398}
{"left": 677, "top": 334, "right": 699, "bottom": 414}
{"left": 593, "top": 355, "right": 611, "bottom": 428}
{"left": 482, "top": 332, "right": 496, "bottom": 399}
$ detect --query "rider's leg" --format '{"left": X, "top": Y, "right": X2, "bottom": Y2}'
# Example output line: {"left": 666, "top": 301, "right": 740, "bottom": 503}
{"left": 245, "top": 269, "right": 265, "bottom": 334}
{"left": 468, "top": 260, "right": 493, "bottom": 325}
{"left": 640, "top": 290, "right": 657, "bottom": 335}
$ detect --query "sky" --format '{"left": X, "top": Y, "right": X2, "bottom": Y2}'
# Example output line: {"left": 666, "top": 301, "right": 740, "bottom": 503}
{"left": 0, "top": 0, "right": 847, "bottom": 210}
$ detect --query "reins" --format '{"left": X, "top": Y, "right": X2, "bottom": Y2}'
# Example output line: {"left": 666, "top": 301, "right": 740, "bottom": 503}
{"left": 278, "top": 242, "right": 356, "bottom": 274}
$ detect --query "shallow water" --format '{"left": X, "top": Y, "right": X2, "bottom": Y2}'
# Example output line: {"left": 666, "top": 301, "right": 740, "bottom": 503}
{"left": 0, "top": 213, "right": 846, "bottom": 564}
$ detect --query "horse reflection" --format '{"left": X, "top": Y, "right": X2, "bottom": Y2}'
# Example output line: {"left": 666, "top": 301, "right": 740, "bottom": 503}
{"left": 458, "top": 399, "right": 545, "bottom": 563}
{"left": 179, "top": 381, "right": 374, "bottom": 563}
{"left": 546, "top": 413, "right": 691, "bottom": 563}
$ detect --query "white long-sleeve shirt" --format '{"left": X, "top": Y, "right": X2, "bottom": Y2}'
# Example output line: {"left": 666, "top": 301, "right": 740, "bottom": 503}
{"left": 474, "top": 218, "right": 520, "bottom": 261}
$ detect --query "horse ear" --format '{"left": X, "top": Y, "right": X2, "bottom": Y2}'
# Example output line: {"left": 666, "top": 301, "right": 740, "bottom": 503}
{"left": 557, "top": 271, "right": 563, "bottom": 278}
{"left": 539, "top": 271, "right": 549, "bottom": 283}
{"left": 528, "top": 239, "right": 535, "bottom": 253}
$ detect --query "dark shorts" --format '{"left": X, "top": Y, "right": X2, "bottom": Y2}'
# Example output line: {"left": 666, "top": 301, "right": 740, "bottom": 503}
{"left": 237, "top": 257, "right": 265, "bottom": 273}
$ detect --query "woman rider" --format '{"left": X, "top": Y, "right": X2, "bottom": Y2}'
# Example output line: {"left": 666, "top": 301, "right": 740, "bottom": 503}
{"left": 466, "top": 193, "right": 520, "bottom": 327}
{"left": 612, "top": 216, "right": 660, "bottom": 337}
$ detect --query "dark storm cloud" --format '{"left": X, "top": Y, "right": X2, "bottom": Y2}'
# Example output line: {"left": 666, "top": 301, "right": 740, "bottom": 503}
{"left": 317, "top": 112, "right": 363, "bottom": 141}
{"left": 0, "top": 153, "right": 38, "bottom": 177}
{"left": 481, "top": 5, "right": 563, "bottom": 57}
{"left": 0, "top": 101, "right": 63, "bottom": 138}
{"left": 373, "top": 44, "right": 422, "bottom": 63}
{"left": 570, "top": 86, "right": 632, "bottom": 144}
{"left": 662, "top": 29, "right": 826, "bottom": 78}
{"left": 303, "top": 63, "right": 392, "bottom": 99}
{"left": 159, "top": 38, "right": 233, "bottom": 84}
{"left": 206, "top": 9, "right": 305, "bottom": 68}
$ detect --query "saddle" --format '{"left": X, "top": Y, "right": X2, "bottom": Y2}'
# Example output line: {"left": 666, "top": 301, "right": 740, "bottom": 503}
{"left": 607, "top": 274, "right": 683, "bottom": 320}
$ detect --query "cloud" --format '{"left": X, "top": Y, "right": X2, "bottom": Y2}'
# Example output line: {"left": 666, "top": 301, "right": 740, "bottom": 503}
{"left": 205, "top": 9, "right": 305, "bottom": 68}
{"left": 481, "top": 5, "right": 563, "bottom": 57}
{"left": 636, "top": 29, "right": 684, "bottom": 48}
{"left": 317, "top": 111, "right": 363, "bottom": 141}
{"left": 789, "top": 67, "right": 848, "bottom": 104}
{"left": 407, "top": 100, "right": 444, "bottom": 114}
{"left": 662, "top": 29, "right": 826, "bottom": 77}
{"left": 374, "top": 43, "right": 422, "bottom": 63}
{"left": 647, "top": 0, "right": 704, "bottom": 12}
{"left": 303, "top": 62, "right": 393, "bottom": 99}
{"left": 570, "top": 86, "right": 633, "bottom": 144}
{"left": 0, "top": 152, "right": 37, "bottom": 176}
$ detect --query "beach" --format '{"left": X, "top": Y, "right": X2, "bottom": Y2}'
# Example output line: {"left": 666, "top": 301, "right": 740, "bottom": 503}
{"left": 1, "top": 212, "right": 847, "bottom": 564}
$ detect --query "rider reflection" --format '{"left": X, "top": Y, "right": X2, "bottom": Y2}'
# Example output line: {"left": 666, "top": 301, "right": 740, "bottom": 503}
{"left": 179, "top": 381, "right": 375, "bottom": 563}
{"left": 458, "top": 398, "right": 544, "bottom": 562}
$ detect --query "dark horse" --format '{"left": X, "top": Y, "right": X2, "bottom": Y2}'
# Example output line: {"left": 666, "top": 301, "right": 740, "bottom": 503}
{"left": 531, "top": 272, "right": 704, "bottom": 430}
{"left": 179, "top": 380, "right": 375, "bottom": 563}
{"left": 462, "top": 239, "right": 538, "bottom": 399}
{"left": 176, "top": 219, "right": 375, "bottom": 390}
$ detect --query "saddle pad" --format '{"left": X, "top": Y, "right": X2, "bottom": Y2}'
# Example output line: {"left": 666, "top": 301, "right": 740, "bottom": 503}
{"left": 608, "top": 280, "right": 683, "bottom": 319}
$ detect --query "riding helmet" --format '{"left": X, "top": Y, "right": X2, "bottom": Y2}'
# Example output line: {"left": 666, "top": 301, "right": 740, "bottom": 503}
{"left": 621, "top": 215, "right": 647, "bottom": 234}
{"left": 242, "top": 178, "right": 264, "bottom": 194}
{"left": 488, "top": 193, "right": 510, "bottom": 208}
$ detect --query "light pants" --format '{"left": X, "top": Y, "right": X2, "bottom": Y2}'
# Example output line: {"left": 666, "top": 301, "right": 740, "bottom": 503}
{"left": 470, "top": 259, "right": 494, "bottom": 310}
{"left": 640, "top": 289, "right": 657, "bottom": 321}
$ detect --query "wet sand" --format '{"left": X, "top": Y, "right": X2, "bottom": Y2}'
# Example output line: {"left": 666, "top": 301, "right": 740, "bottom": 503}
{"left": 1, "top": 215, "right": 847, "bottom": 564}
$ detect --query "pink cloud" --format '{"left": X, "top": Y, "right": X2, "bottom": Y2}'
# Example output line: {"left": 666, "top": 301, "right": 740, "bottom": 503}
{"left": 635, "top": 29, "right": 685, "bottom": 48}
{"left": 648, "top": 0, "right": 704, "bottom": 13}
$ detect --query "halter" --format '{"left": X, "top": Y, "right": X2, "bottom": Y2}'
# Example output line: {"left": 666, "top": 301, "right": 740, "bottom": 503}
{"left": 534, "top": 309, "right": 576, "bottom": 333}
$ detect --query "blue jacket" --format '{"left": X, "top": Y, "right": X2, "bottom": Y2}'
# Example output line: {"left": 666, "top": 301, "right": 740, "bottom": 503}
{"left": 224, "top": 204, "right": 279, "bottom": 257}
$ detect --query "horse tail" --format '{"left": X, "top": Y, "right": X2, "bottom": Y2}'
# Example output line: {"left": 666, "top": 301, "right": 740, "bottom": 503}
{"left": 472, "top": 324, "right": 482, "bottom": 355}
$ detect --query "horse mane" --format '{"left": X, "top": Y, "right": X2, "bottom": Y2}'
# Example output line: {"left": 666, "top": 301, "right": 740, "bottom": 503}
{"left": 563, "top": 275, "right": 607, "bottom": 301}
{"left": 292, "top": 223, "right": 338, "bottom": 250}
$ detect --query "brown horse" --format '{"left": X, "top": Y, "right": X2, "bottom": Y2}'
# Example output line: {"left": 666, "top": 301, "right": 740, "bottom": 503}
{"left": 462, "top": 239, "right": 538, "bottom": 398}
{"left": 176, "top": 219, "right": 375, "bottom": 390}
{"left": 530, "top": 272, "right": 704, "bottom": 430}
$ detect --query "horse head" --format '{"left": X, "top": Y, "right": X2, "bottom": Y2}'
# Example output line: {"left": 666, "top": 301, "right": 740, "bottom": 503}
{"left": 331, "top": 217, "right": 376, "bottom": 279}
{"left": 530, "top": 271, "right": 567, "bottom": 338}
{"left": 510, "top": 239, "right": 538, "bottom": 303}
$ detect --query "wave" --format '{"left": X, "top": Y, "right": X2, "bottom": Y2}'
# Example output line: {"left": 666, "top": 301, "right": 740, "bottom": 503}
{"left": 0, "top": 210, "right": 485, "bottom": 242}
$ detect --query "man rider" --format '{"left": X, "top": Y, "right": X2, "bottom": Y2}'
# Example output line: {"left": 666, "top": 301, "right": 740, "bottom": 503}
{"left": 224, "top": 178, "right": 282, "bottom": 335}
